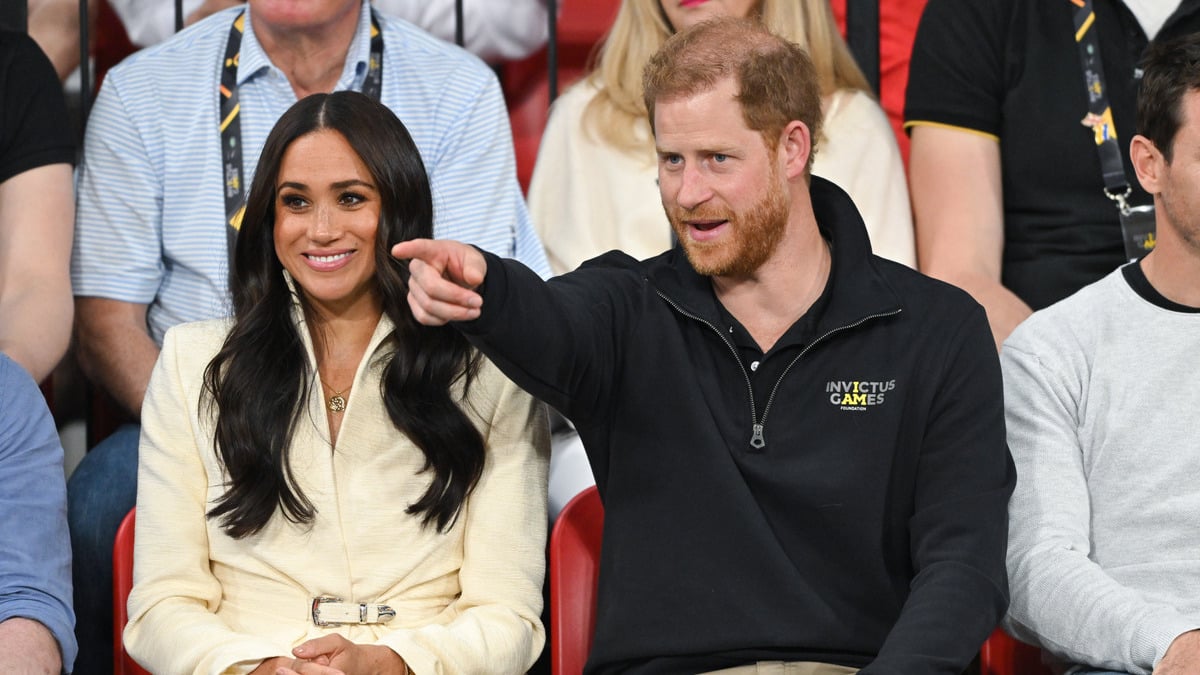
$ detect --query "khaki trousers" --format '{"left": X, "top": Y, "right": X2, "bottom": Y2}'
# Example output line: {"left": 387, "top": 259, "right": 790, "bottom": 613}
{"left": 700, "top": 662, "right": 858, "bottom": 675}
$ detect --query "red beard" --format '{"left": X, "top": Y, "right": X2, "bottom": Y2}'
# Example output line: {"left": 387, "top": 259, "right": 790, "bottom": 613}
{"left": 666, "top": 175, "right": 789, "bottom": 277}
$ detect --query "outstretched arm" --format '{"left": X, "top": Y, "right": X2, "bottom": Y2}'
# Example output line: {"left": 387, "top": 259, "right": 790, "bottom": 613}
{"left": 394, "top": 239, "right": 632, "bottom": 427}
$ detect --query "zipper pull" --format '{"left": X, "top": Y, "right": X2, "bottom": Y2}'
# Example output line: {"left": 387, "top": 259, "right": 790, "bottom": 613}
{"left": 750, "top": 424, "right": 766, "bottom": 449}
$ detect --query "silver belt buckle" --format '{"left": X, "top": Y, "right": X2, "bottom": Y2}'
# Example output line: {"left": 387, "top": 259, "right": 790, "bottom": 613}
{"left": 311, "top": 596, "right": 396, "bottom": 626}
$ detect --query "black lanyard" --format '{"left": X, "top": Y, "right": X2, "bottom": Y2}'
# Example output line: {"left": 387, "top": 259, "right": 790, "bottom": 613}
{"left": 1071, "top": 0, "right": 1156, "bottom": 260}
{"left": 219, "top": 9, "right": 383, "bottom": 255}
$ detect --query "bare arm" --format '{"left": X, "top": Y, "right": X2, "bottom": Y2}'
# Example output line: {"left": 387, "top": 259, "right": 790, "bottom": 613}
{"left": 74, "top": 297, "right": 158, "bottom": 418}
{"left": 27, "top": 0, "right": 94, "bottom": 80}
{"left": 908, "top": 124, "right": 1031, "bottom": 349}
{"left": 0, "top": 618, "right": 62, "bottom": 674}
{"left": 0, "top": 164, "right": 74, "bottom": 381}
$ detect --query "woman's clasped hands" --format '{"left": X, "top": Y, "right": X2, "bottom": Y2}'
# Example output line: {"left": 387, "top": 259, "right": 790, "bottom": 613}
{"left": 251, "top": 635, "right": 409, "bottom": 675}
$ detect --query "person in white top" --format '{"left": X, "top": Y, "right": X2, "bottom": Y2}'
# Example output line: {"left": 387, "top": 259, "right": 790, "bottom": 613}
{"left": 528, "top": 0, "right": 915, "bottom": 277}
{"left": 1002, "top": 31, "right": 1200, "bottom": 675}
{"left": 127, "top": 91, "right": 548, "bottom": 675}
{"left": 106, "top": 0, "right": 555, "bottom": 61}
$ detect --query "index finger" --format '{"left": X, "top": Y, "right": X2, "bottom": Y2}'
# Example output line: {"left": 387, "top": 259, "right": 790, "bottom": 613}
{"left": 390, "top": 238, "right": 437, "bottom": 263}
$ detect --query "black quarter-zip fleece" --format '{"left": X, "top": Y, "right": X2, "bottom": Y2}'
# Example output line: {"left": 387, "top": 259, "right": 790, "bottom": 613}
{"left": 460, "top": 177, "right": 1015, "bottom": 674}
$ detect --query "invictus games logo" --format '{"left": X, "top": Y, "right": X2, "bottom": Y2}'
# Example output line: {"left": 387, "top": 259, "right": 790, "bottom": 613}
{"left": 826, "top": 379, "right": 896, "bottom": 411}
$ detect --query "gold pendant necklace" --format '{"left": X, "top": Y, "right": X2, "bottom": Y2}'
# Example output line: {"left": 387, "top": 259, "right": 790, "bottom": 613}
{"left": 328, "top": 390, "right": 347, "bottom": 413}
{"left": 322, "top": 380, "right": 350, "bottom": 413}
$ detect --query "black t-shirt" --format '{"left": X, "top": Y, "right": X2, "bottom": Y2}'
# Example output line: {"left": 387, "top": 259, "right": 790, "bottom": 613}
{"left": 0, "top": 31, "right": 74, "bottom": 183}
{"left": 905, "top": 0, "right": 1200, "bottom": 311}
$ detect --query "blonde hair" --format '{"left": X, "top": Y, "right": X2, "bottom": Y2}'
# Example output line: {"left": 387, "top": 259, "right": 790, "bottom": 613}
{"left": 582, "top": 0, "right": 870, "bottom": 151}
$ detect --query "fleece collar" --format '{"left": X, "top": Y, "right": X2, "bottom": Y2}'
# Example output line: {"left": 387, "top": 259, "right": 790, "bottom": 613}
{"left": 646, "top": 176, "right": 904, "bottom": 342}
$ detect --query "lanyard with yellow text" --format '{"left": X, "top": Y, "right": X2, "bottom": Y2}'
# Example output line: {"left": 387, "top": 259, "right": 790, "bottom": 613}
{"left": 1071, "top": 0, "right": 1155, "bottom": 261}
{"left": 219, "top": 9, "right": 383, "bottom": 257}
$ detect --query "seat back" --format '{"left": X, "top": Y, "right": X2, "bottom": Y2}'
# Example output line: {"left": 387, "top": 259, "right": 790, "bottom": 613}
{"left": 549, "top": 486, "right": 604, "bottom": 675}
{"left": 502, "top": 0, "right": 620, "bottom": 192}
{"left": 979, "top": 627, "right": 1054, "bottom": 675}
{"left": 550, "top": 491, "right": 1041, "bottom": 674}
{"left": 113, "top": 508, "right": 150, "bottom": 675}
{"left": 87, "top": 387, "right": 132, "bottom": 449}
{"left": 829, "top": 0, "right": 928, "bottom": 163}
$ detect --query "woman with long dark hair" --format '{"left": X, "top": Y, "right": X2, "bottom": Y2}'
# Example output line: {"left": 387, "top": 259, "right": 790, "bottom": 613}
{"left": 123, "top": 91, "right": 549, "bottom": 675}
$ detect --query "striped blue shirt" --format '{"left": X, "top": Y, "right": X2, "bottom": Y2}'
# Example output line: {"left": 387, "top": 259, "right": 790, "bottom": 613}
{"left": 72, "top": 2, "right": 549, "bottom": 344}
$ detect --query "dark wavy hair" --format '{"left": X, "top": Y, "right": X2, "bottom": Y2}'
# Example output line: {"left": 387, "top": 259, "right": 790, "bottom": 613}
{"left": 1137, "top": 32, "right": 1200, "bottom": 163}
{"left": 202, "top": 91, "right": 484, "bottom": 539}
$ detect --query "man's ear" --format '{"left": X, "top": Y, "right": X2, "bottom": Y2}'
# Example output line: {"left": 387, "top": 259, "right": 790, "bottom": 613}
{"left": 780, "top": 120, "right": 812, "bottom": 180}
{"left": 1130, "top": 134, "right": 1165, "bottom": 195}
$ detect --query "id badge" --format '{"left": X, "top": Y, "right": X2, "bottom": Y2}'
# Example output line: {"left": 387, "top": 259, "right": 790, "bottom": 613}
{"left": 1119, "top": 204, "right": 1156, "bottom": 262}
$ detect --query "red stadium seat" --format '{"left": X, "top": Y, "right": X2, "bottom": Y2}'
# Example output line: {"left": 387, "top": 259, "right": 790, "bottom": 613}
{"left": 979, "top": 627, "right": 1054, "bottom": 675}
{"left": 549, "top": 486, "right": 604, "bottom": 675}
{"left": 113, "top": 508, "right": 151, "bottom": 675}
{"left": 551, "top": 489, "right": 1047, "bottom": 674}
{"left": 502, "top": 0, "right": 620, "bottom": 193}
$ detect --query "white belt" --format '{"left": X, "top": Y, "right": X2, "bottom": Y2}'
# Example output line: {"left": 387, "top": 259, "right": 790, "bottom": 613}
{"left": 310, "top": 596, "right": 396, "bottom": 626}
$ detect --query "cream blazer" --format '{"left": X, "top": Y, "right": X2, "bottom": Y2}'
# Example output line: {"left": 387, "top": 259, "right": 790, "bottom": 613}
{"left": 125, "top": 311, "right": 550, "bottom": 675}
{"left": 528, "top": 82, "right": 916, "bottom": 275}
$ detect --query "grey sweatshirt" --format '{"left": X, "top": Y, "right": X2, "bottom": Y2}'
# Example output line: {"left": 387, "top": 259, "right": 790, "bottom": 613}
{"left": 1001, "top": 265, "right": 1200, "bottom": 674}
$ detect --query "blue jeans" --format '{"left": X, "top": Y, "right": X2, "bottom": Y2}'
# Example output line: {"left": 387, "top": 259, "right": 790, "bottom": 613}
{"left": 67, "top": 423, "right": 140, "bottom": 675}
